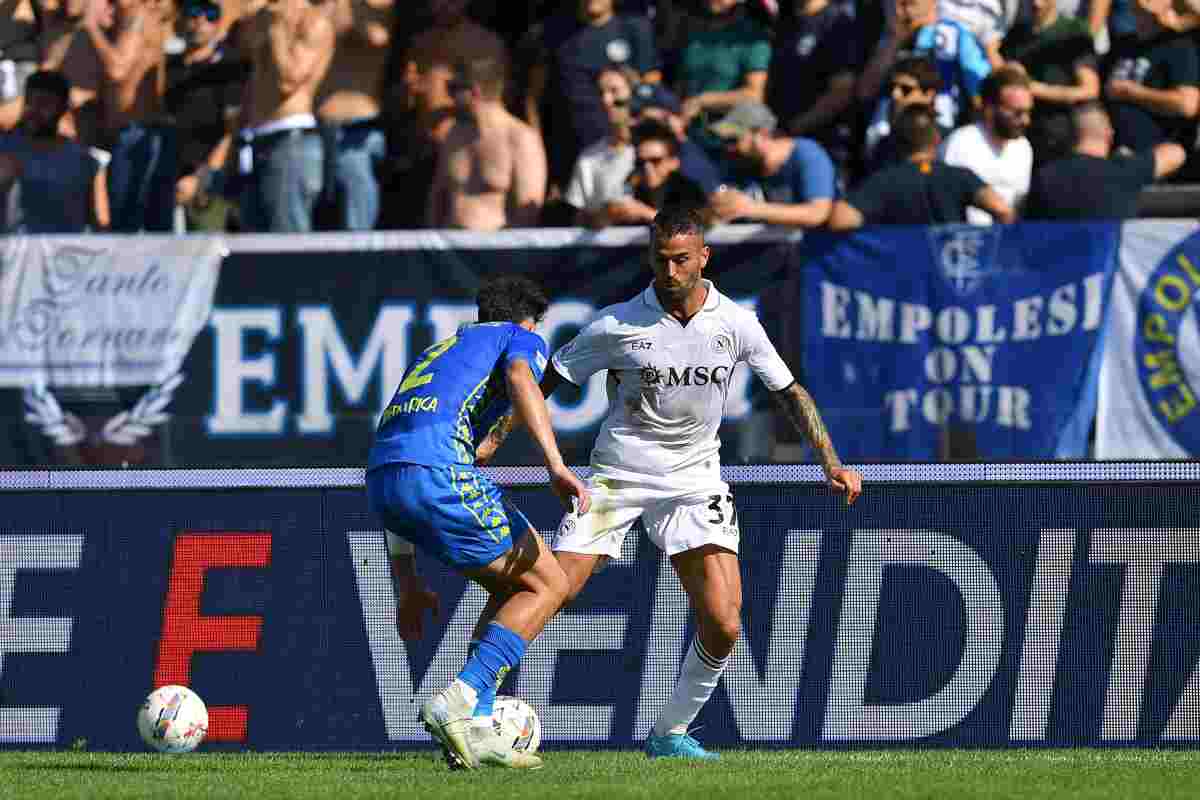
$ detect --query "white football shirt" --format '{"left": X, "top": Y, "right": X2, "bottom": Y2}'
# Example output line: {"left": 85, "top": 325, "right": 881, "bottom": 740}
{"left": 552, "top": 280, "right": 795, "bottom": 484}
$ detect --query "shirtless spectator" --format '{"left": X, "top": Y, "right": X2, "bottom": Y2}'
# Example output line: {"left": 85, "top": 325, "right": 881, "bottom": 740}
{"left": 234, "top": 0, "right": 334, "bottom": 232}
{"left": 427, "top": 54, "right": 546, "bottom": 231}
{"left": 41, "top": 0, "right": 108, "bottom": 145}
{"left": 316, "top": 0, "right": 393, "bottom": 231}
{"left": 83, "top": 0, "right": 177, "bottom": 232}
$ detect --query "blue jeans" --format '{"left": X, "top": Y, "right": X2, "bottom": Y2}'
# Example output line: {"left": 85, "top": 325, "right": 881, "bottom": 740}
{"left": 239, "top": 129, "right": 323, "bottom": 233}
{"left": 329, "top": 120, "right": 385, "bottom": 231}
{"left": 107, "top": 123, "right": 178, "bottom": 232}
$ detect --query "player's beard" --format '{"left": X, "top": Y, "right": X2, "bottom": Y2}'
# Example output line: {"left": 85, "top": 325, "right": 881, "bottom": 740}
{"left": 657, "top": 273, "right": 701, "bottom": 303}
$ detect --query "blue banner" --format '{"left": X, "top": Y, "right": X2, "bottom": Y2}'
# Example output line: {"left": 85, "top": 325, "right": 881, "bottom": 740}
{"left": 802, "top": 224, "right": 1121, "bottom": 460}
{"left": 0, "top": 467, "right": 1197, "bottom": 750}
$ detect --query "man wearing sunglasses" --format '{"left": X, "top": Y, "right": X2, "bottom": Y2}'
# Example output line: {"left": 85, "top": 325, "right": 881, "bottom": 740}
{"left": 169, "top": 0, "right": 247, "bottom": 231}
{"left": 863, "top": 55, "right": 944, "bottom": 174}
{"left": 857, "top": 0, "right": 991, "bottom": 137}
{"left": 614, "top": 118, "right": 709, "bottom": 224}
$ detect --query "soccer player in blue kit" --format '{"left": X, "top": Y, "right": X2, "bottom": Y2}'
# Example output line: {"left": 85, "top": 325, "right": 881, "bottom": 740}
{"left": 366, "top": 274, "right": 590, "bottom": 770}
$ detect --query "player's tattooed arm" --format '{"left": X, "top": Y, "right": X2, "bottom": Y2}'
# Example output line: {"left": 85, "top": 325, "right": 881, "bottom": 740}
{"left": 476, "top": 413, "right": 517, "bottom": 465}
{"left": 772, "top": 382, "right": 843, "bottom": 477}
{"left": 476, "top": 363, "right": 568, "bottom": 465}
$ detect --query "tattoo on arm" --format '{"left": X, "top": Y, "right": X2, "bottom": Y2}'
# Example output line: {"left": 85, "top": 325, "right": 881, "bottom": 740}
{"left": 773, "top": 383, "right": 842, "bottom": 475}
{"left": 478, "top": 413, "right": 517, "bottom": 460}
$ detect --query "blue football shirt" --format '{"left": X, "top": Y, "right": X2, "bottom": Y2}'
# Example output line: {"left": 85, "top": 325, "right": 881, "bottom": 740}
{"left": 368, "top": 322, "right": 548, "bottom": 470}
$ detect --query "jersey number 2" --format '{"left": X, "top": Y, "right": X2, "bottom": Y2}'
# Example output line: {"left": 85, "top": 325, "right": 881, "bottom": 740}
{"left": 398, "top": 336, "right": 457, "bottom": 394}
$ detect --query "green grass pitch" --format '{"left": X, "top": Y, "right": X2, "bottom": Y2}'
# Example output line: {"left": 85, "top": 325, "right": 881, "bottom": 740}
{"left": 2, "top": 749, "right": 1199, "bottom": 799}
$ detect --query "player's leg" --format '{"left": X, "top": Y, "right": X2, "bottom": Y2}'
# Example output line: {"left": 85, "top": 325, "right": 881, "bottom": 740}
{"left": 642, "top": 490, "right": 743, "bottom": 760}
{"left": 442, "top": 528, "right": 565, "bottom": 768}
{"left": 643, "top": 543, "right": 740, "bottom": 760}
{"left": 413, "top": 469, "right": 559, "bottom": 769}
{"left": 556, "top": 551, "right": 608, "bottom": 603}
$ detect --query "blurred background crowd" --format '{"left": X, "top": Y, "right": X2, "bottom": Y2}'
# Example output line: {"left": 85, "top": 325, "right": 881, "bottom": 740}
{"left": 0, "top": 0, "right": 1197, "bottom": 235}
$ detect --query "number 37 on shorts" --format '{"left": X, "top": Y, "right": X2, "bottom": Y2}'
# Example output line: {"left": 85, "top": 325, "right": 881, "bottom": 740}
{"left": 705, "top": 493, "right": 739, "bottom": 538}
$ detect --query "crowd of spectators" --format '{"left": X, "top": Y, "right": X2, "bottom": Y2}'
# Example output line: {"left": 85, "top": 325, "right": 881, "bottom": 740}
{"left": 0, "top": 0, "right": 1196, "bottom": 235}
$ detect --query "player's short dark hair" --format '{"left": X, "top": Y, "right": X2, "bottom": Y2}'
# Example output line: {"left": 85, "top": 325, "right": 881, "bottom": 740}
{"left": 649, "top": 205, "right": 706, "bottom": 243}
{"left": 476, "top": 274, "right": 549, "bottom": 325}
{"left": 632, "top": 119, "right": 679, "bottom": 155}
{"left": 980, "top": 65, "right": 1031, "bottom": 105}
{"left": 893, "top": 104, "right": 941, "bottom": 156}
{"left": 25, "top": 70, "right": 70, "bottom": 104}
{"left": 892, "top": 56, "right": 943, "bottom": 92}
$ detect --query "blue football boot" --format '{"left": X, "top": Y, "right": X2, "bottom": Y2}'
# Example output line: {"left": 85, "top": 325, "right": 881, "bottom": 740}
{"left": 644, "top": 732, "right": 720, "bottom": 760}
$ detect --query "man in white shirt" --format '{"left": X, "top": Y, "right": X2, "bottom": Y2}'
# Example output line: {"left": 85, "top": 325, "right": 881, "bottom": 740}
{"left": 940, "top": 65, "right": 1034, "bottom": 223}
{"left": 479, "top": 206, "right": 863, "bottom": 759}
{"left": 564, "top": 65, "right": 637, "bottom": 228}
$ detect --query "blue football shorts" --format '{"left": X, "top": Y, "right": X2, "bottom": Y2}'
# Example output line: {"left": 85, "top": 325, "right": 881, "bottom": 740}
{"left": 366, "top": 462, "right": 533, "bottom": 571}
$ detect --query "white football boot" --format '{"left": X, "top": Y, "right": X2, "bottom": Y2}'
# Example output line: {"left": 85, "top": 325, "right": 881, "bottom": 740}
{"left": 469, "top": 723, "right": 543, "bottom": 769}
{"left": 419, "top": 682, "right": 479, "bottom": 769}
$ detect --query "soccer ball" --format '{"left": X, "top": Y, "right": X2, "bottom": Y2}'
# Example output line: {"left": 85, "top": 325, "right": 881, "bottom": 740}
{"left": 136, "top": 685, "right": 209, "bottom": 753}
{"left": 491, "top": 695, "right": 541, "bottom": 753}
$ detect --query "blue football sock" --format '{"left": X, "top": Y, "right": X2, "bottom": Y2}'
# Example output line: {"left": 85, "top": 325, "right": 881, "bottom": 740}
{"left": 458, "top": 623, "right": 526, "bottom": 719}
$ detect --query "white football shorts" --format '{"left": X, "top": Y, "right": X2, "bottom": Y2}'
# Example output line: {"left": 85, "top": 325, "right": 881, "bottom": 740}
{"left": 552, "top": 474, "right": 741, "bottom": 560}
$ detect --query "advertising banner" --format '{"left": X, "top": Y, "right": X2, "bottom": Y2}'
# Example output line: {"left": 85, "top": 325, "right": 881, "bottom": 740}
{"left": 0, "top": 466, "right": 1196, "bottom": 750}
{"left": 163, "top": 229, "right": 803, "bottom": 468}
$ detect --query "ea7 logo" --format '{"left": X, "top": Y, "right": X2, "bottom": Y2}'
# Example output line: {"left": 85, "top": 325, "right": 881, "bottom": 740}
{"left": 629, "top": 340, "right": 653, "bottom": 351}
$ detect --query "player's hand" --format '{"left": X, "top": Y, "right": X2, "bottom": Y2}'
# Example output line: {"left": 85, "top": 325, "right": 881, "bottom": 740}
{"left": 548, "top": 463, "right": 591, "bottom": 515}
{"left": 394, "top": 576, "right": 439, "bottom": 641}
{"left": 826, "top": 466, "right": 862, "bottom": 506}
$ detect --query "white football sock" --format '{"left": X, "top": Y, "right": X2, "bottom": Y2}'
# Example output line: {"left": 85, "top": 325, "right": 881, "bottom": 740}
{"left": 652, "top": 638, "right": 729, "bottom": 737}
{"left": 452, "top": 678, "right": 478, "bottom": 710}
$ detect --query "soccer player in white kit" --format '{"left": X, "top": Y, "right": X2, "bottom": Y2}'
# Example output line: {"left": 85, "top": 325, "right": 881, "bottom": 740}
{"left": 478, "top": 206, "right": 864, "bottom": 759}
